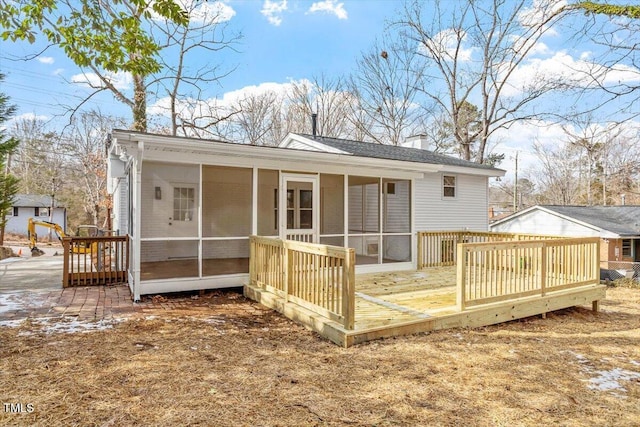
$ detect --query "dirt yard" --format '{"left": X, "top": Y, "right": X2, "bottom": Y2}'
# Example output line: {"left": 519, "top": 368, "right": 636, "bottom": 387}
{"left": 1, "top": 286, "right": 639, "bottom": 426}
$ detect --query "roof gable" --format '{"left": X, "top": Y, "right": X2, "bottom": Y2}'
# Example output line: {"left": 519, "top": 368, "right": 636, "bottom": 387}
{"left": 282, "top": 133, "right": 504, "bottom": 174}
{"left": 492, "top": 205, "right": 640, "bottom": 237}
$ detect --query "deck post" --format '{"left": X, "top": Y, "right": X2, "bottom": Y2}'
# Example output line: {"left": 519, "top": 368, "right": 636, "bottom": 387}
{"left": 285, "top": 244, "right": 292, "bottom": 303}
{"left": 456, "top": 243, "right": 466, "bottom": 311}
{"left": 592, "top": 300, "right": 600, "bottom": 312}
{"left": 540, "top": 243, "right": 547, "bottom": 297}
{"left": 249, "top": 236, "right": 255, "bottom": 286}
{"left": 417, "top": 232, "right": 424, "bottom": 270}
{"left": 342, "top": 248, "right": 356, "bottom": 330}
{"left": 62, "top": 237, "right": 70, "bottom": 288}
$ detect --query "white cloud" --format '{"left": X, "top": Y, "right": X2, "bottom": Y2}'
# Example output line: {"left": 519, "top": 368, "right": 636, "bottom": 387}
{"left": 37, "top": 56, "right": 55, "bottom": 65}
{"left": 148, "top": 80, "right": 307, "bottom": 118}
{"left": 150, "top": 1, "right": 235, "bottom": 25}
{"left": 499, "top": 51, "right": 640, "bottom": 98}
{"left": 261, "top": 0, "right": 287, "bottom": 26}
{"left": 421, "top": 28, "right": 473, "bottom": 62}
{"left": 53, "top": 68, "right": 64, "bottom": 76}
{"left": 4, "top": 113, "right": 51, "bottom": 131}
{"left": 71, "top": 71, "right": 132, "bottom": 90}
{"left": 190, "top": 1, "right": 235, "bottom": 24}
{"left": 307, "top": 0, "right": 348, "bottom": 20}
{"left": 518, "top": 0, "right": 566, "bottom": 29}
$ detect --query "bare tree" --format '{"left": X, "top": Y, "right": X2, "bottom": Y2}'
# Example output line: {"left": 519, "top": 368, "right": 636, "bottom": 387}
{"left": 61, "top": 111, "right": 126, "bottom": 226}
{"left": 149, "top": 0, "right": 242, "bottom": 136}
{"left": 349, "top": 36, "right": 424, "bottom": 145}
{"left": 531, "top": 140, "right": 583, "bottom": 205}
{"left": 397, "top": 0, "right": 567, "bottom": 163}
{"left": 288, "top": 75, "right": 353, "bottom": 137}
{"left": 9, "top": 117, "right": 61, "bottom": 195}
{"left": 231, "top": 91, "right": 282, "bottom": 145}
{"left": 566, "top": 3, "right": 640, "bottom": 119}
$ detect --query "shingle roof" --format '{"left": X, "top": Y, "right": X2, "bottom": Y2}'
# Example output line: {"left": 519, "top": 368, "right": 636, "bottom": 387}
{"left": 295, "top": 134, "right": 502, "bottom": 172}
{"left": 542, "top": 205, "right": 640, "bottom": 236}
{"left": 13, "top": 194, "right": 58, "bottom": 207}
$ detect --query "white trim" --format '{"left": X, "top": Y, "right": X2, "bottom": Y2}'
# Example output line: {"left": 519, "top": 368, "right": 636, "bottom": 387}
{"left": 442, "top": 173, "right": 457, "bottom": 200}
{"left": 133, "top": 145, "right": 143, "bottom": 301}
{"left": 411, "top": 177, "right": 416, "bottom": 269}
{"left": 198, "top": 164, "right": 203, "bottom": 279}
{"left": 279, "top": 133, "right": 348, "bottom": 154}
{"left": 280, "top": 172, "right": 320, "bottom": 242}
{"left": 252, "top": 166, "right": 258, "bottom": 236}
{"left": 140, "top": 274, "right": 249, "bottom": 294}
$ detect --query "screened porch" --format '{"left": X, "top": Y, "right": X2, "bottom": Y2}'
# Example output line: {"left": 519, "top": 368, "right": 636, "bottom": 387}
{"left": 137, "top": 161, "right": 414, "bottom": 288}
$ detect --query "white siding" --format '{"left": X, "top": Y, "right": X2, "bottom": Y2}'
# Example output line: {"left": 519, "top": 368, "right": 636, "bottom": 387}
{"left": 414, "top": 173, "right": 489, "bottom": 231}
{"left": 111, "top": 176, "right": 129, "bottom": 235}
{"left": 490, "top": 210, "right": 600, "bottom": 237}
{"left": 5, "top": 207, "right": 66, "bottom": 235}
{"left": 383, "top": 180, "right": 410, "bottom": 233}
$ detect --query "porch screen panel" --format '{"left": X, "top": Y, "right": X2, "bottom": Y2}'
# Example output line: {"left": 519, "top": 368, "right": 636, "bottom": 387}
{"left": 348, "top": 176, "right": 379, "bottom": 233}
{"left": 202, "top": 239, "right": 249, "bottom": 275}
{"left": 202, "top": 166, "right": 252, "bottom": 238}
{"left": 383, "top": 235, "right": 411, "bottom": 263}
{"left": 141, "top": 162, "right": 199, "bottom": 238}
{"left": 258, "top": 169, "right": 279, "bottom": 236}
{"left": 320, "top": 174, "right": 344, "bottom": 235}
{"left": 383, "top": 179, "right": 411, "bottom": 233}
{"left": 140, "top": 240, "right": 198, "bottom": 280}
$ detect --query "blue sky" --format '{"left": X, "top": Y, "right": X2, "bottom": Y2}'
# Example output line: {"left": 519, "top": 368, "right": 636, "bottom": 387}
{"left": 1, "top": 0, "right": 639, "bottom": 179}
{"left": 1, "top": 0, "right": 396, "bottom": 123}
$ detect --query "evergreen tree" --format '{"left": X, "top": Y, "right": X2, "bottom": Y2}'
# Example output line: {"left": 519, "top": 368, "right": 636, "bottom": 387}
{"left": 0, "top": 73, "right": 20, "bottom": 245}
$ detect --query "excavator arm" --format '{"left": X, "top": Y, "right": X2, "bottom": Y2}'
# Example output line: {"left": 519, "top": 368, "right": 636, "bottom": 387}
{"left": 27, "top": 218, "right": 66, "bottom": 256}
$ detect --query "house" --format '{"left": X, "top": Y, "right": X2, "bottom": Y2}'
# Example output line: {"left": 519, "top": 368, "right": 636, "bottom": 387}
{"left": 490, "top": 205, "right": 640, "bottom": 265}
{"left": 107, "top": 130, "right": 504, "bottom": 300}
{"left": 4, "top": 194, "right": 67, "bottom": 236}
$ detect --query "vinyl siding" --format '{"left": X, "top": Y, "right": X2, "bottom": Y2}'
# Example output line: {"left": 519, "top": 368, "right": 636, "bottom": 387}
{"left": 414, "top": 173, "right": 489, "bottom": 231}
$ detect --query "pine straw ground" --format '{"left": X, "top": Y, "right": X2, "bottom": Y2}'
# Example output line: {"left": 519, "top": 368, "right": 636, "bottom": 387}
{"left": 1, "top": 287, "right": 639, "bottom": 427}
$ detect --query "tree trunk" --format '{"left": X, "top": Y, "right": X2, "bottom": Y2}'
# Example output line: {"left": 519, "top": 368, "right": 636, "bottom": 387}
{"left": 132, "top": 74, "right": 147, "bottom": 132}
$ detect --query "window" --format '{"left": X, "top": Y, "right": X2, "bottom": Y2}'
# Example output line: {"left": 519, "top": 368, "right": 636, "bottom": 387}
{"left": 10, "top": 207, "right": 18, "bottom": 216}
{"left": 299, "top": 189, "right": 313, "bottom": 229}
{"left": 35, "top": 207, "right": 49, "bottom": 217}
{"left": 173, "top": 187, "right": 195, "bottom": 221}
{"left": 443, "top": 175, "right": 456, "bottom": 198}
{"left": 622, "top": 239, "right": 633, "bottom": 257}
{"left": 386, "top": 182, "right": 396, "bottom": 195}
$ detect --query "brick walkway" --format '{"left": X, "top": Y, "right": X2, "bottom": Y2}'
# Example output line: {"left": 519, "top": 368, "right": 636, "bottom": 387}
{"left": 0, "top": 285, "right": 143, "bottom": 322}
{"left": 0, "top": 285, "right": 250, "bottom": 322}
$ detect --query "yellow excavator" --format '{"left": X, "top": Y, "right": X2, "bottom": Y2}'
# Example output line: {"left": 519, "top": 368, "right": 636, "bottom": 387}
{"left": 27, "top": 218, "right": 101, "bottom": 257}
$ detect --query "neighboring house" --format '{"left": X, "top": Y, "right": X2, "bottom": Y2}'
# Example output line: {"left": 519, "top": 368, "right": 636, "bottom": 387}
{"left": 4, "top": 194, "right": 67, "bottom": 236}
{"left": 107, "top": 130, "right": 504, "bottom": 300}
{"left": 490, "top": 205, "right": 640, "bottom": 264}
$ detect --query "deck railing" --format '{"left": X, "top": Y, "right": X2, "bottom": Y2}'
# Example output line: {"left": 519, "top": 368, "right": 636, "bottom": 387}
{"left": 417, "top": 230, "right": 563, "bottom": 269}
{"left": 249, "top": 235, "right": 356, "bottom": 329}
{"left": 456, "top": 237, "right": 600, "bottom": 309}
{"left": 62, "top": 235, "right": 129, "bottom": 287}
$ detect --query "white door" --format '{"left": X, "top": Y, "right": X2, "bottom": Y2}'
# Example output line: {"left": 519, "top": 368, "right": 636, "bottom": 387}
{"left": 280, "top": 173, "right": 319, "bottom": 243}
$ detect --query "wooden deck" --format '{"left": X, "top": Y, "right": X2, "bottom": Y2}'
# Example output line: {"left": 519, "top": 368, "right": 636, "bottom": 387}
{"left": 245, "top": 267, "right": 606, "bottom": 347}
{"left": 245, "top": 233, "right": 607, "bottom": 347}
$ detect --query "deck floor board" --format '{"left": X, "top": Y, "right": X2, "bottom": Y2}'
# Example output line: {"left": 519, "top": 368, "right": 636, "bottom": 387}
{"left": 244, "top": 267, "right": 607, "bottom": 347}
